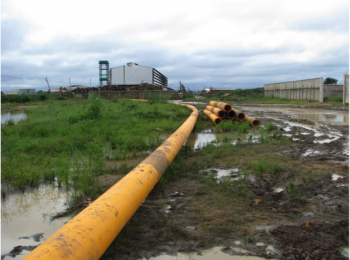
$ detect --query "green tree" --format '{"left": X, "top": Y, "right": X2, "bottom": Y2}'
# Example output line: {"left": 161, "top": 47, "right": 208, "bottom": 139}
{"left": 323, "top": 77, "right": 338, "bottom": 84}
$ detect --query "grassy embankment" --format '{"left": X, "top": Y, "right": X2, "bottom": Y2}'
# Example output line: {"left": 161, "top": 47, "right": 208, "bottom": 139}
{"left": 1, "top": 97, "right": 192, "bottom": 203}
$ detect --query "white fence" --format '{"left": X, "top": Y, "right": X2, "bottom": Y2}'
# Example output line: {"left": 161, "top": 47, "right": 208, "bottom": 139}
{"left": 264, "top": 78, "right": 324, "bottom": 102}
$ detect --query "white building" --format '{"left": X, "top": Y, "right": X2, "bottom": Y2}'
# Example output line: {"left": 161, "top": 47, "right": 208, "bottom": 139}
{"left": 4, "top": 89, "right": 36, "bottom": 95}
{"left": 110, "top": 62, "right": 168, "bottom": 88}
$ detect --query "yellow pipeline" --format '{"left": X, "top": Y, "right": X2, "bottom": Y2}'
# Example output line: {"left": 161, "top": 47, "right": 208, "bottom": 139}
{"left": 204, "top": 109, "right": 222, "bottom": 125}
{"left": 23, "top": 104, "right": 198, "bottom": 260}
{"left": 206, "top": 105, "right": 225, "bottom": 118}
{"left": 244, "top": 115, "right": 261, "bottom": 127}
{"left": 209, "top": 101, "right": 232, "bottom": 112}
{"left": 231, "top": 108, "right": 245, "bottom": 120}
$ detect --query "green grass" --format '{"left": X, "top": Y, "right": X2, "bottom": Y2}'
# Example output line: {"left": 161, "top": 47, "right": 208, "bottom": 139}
{"left": 324, "top": 96, "right": 343, "bottom": 103}
{"left": 1, "top": 98, "right": 191, "bottom": 200}
{"left": 250, "top": 159, "right": 282, "bottom": 176}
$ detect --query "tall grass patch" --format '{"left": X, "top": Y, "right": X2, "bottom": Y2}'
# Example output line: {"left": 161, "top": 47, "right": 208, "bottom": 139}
{"left": 1, "top": 99, "right": 191, "bottom": 201}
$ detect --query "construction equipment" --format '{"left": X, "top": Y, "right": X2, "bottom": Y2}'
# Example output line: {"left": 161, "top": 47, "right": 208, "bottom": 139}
{"left": 59, "top": 87, "right": 72, "bottom": 96}
{"left": 206, "top": 87, "right": 214, "bottom": 94}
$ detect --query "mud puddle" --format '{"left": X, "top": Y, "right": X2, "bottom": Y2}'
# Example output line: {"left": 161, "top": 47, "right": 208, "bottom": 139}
{"left": 296, "top": 113, "right": 349, "bottom": 123}
{"left": 1, "top": 111, "right": 27, "bottom": 125}
{"left": 199, "top": 168, "right": 255, "bottom": 183}
{"left": 185, "top": 131, "right": 217, "bottom": 149}
{"left": 1, "top": 183, "right": 72, "bottom": 259}
{"left": 148, "top": 246, "right": 276, "bottom": 259}
{"left": 185, "top": 130, "right": 262, "bottom": 150}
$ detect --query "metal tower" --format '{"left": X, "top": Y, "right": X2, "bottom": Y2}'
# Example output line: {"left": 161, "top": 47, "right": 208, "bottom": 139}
{"left": 99, "top": 60, "right": 109, "bottom": 86}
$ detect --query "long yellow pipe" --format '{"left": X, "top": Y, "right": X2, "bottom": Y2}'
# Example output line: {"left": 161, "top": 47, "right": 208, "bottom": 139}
{"left": 23, "top": 104, "right": 198, "bottom": 260}
{"left": 206, "top": 105, "right": 225, "bottom": 118}
{"left": 204, "top": 109, "right": 222, "bottom": 125}
{"left": 209, "top": 101, "right": 232, "bottom": 112}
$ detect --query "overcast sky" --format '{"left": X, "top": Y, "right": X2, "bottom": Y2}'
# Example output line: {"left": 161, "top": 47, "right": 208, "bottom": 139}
{"left": 1, "top": 0, "right": 349, "bottom": 92}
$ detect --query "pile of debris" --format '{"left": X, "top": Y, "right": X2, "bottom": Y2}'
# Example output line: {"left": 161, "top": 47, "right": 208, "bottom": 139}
{"left": 74, "top": 83, "right": 163, "bottom": 94}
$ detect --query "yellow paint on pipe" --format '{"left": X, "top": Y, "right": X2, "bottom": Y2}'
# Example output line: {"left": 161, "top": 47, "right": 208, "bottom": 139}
{"left": 244, "top": 115, "right": 260, "bottom": 127}
{"left": 231, "top": 108, "right": 245, "bottom": 120}
{"left": 204, "top": 109, "right": 222, "bottom": 125}
{"left": 23, "top": 104, "right": 198, "bottom": 260}
{"left": 206, "top": 105, "right": 225, "bottom": 118}
{"left": 209, "top": 101, "right": 232, "bottom": 112}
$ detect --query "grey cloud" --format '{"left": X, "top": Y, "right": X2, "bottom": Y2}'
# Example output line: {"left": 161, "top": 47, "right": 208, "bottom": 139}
{"left": 1, "top": 17, "right": 349, "bottom": 93}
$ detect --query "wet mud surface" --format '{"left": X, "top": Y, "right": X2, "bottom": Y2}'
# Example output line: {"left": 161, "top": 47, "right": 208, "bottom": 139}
{"left": 4, "top": 104, "right": 348, "bottom": 259}
{"left": 100, "top": 105, "right": 348, "bottom": 260}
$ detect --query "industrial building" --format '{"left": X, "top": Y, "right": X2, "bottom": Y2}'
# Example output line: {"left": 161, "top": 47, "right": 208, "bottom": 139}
{"left": 4, "top": 89, "right": 36, "bottom": 95}
{"left": 100, "top": 61, "right": 168, "bottom": 89}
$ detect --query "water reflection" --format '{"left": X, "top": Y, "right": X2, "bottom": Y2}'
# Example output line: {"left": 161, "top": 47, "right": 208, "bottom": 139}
{"left": 1, "top": 184, "right": 72, "bottom": 258}
{"left": 186, "top": 133, "right": 217, "bottom": 149}
{"left": 149, "top": 246, "right": 275, "bottom": 260}
{"left": 296, "top": 114, "right": 349, "bottom": 123}
{"left": 1, "top": 111, "right": 27, "bottom": 124}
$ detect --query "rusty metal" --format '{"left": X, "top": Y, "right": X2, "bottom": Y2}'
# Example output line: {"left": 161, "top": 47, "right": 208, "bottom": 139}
{"left": 206, "top": 105, "right": 225, "bottom": 118}
{"left": 226, "top": 110, "right": 235, "bottom": 119}
{"left": 23, "top": 103, "right": 198, "bottom": 260}
{"left": 244, "top": 115, "right": 260, "bottom": 127}
{"left": 204, "top": 109, "right": 222, "bottom": 125}
{"left": 231, "top": 108, "right": 245, "bottom": 120}
{"left": 209, "top": 101, "right": 232, "bottom": 112}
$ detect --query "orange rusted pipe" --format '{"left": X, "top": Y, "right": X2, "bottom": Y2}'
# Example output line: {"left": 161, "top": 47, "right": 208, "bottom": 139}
{"left": 209, "top": 101, "right": 231, "bottom": 112}
{"left": 206, "top": 105, "right": 225, "bottom": 118}
{"left": 226, "top": 110, "right": 235, "bottom": 118}
{"left": 204, "top": 109, "right": 222, "bottom": 125}
{"left": 244, "top": 115, "right": 260, "bottom": 127}
{"left": 231, "top": 108, "right": 245, "bottom": 120}
{"left": 23, "top": 104, "right": 198, "bottom": 260}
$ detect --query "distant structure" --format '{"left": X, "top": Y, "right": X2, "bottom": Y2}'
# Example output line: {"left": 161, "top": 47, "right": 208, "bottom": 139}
{"left": 4, "top": 89, "right": 36, "bottom": 95}
{"left": 109, "top": 62, "right": 168, "bottom": 88}
{"left": 204, "top": 87, "right": 235, "bottom": 93}
{"left": 99, "top": 60, "right": 110, "bottom": 86}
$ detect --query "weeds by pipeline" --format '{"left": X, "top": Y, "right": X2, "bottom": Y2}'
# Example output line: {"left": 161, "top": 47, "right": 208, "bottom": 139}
{"left": 251, "top": 159, "right": 282, "bottom": 176}
{"left": 2, "top": 99, "right": 189, "bottom": 195}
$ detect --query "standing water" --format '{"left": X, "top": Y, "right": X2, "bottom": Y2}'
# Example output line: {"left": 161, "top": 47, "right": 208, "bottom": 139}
{"left": 296, "top": 114, "right": 349, "bottom": 123}
{"left": 1, "top": 183, "right": 72, "bottom": 259}
{"left": 1, "top": 111, "right": 27, "bottom": 124}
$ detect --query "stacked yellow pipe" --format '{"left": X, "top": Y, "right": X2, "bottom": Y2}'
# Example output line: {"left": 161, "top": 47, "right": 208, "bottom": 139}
{"left": 23, "top": 104, "right": 199, "bottom": 260}
{"left": 203, "top": 109, "right": 222, "bottom": 125}
{"left": 244, "top": 115, "right": 260, "bottom": 127}
{"left": 205, "top": 105, "right": 225, "bottom": 118}
{"left": 231, "top": 108, "right": 245, "bottom": 120}
{"left": 209, "top": 101, "right": 232, "bottom": 112}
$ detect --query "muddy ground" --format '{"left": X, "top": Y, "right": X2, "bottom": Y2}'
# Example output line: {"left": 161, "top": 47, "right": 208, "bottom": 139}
{"left": 99, "top": 104, "right": 349, "bottom": 260}
{"left": 3, "top": 103, "right": 348, "bottom": 260}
